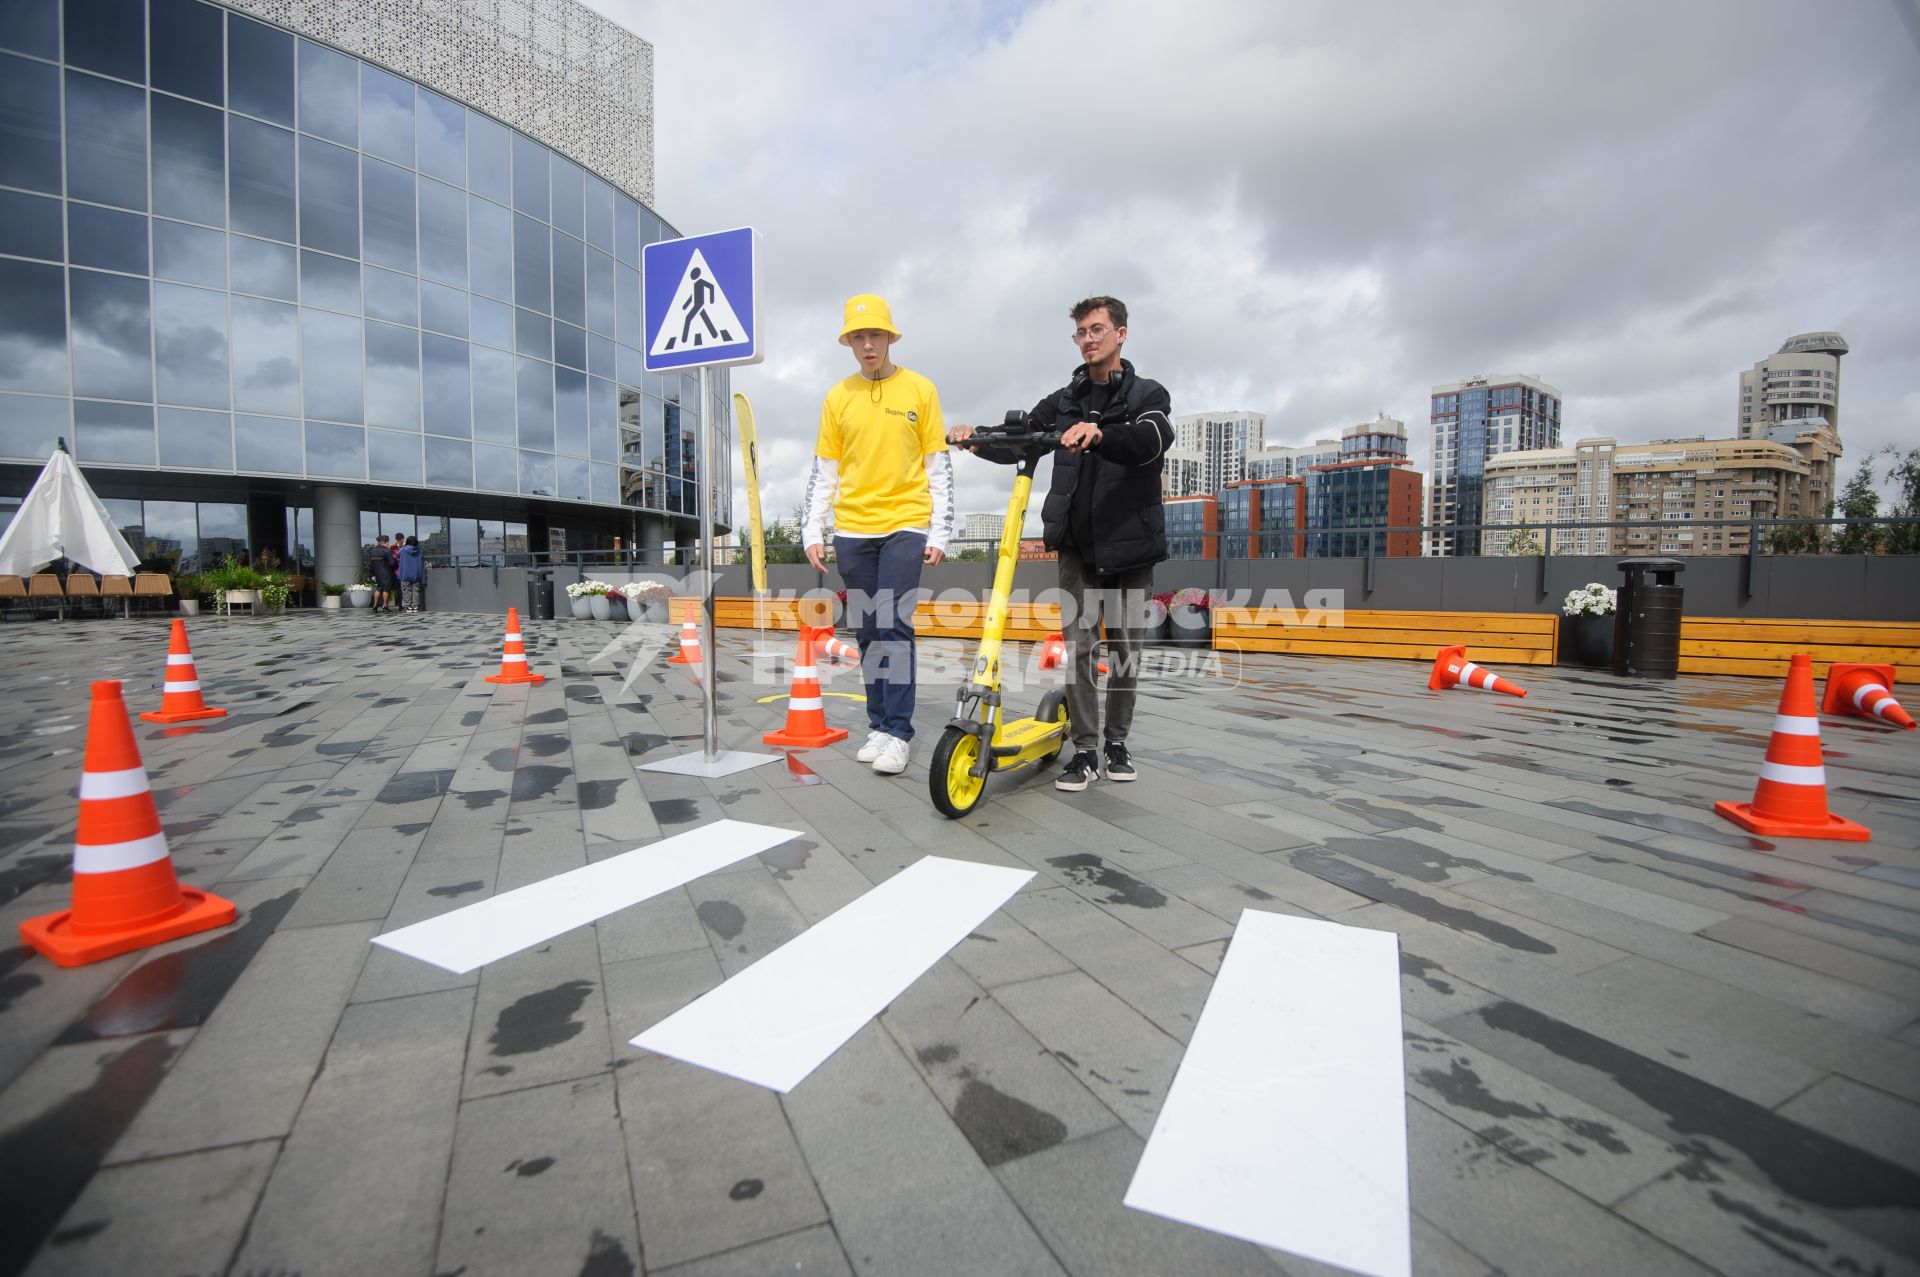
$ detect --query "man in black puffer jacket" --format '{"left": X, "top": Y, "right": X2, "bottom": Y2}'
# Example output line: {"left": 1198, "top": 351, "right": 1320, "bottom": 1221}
{"left": 951, "top": 295, "right": 1174, "bottom": 793}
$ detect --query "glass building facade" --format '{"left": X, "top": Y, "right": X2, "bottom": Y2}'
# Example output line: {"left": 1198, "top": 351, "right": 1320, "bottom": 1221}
{"left": 1219, "top": 484, "right": 1254, "bottom": 560}
{"left": 1428, "top": 377, "right": 1560, "bottom": 556}
{"left": 1305, "top": 464, "right": 1422, "bottom": 559}
{"left": 0, "top": 0, "right": 726, "bottom": 571}
{"left": 1164, "top": 496, "right": 1216, "bottom": 560}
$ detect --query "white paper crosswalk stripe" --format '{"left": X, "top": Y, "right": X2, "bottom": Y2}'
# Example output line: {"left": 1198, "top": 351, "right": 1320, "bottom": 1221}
{"left": 631, "top": 856, "right": 1033, "bottom": 1092}
{"left": 1124, "top": 910, "right": 1411, "bottom": 1277}
{"left": 370, "top": 819, "right": 802, "bottom": 973}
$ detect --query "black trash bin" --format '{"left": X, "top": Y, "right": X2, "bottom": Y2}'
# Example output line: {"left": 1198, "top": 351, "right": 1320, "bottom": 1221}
{"left": 525, "top": 568, "right": 555, "bottom": 621}
{"left": 1612, "top": 558, "right": 1686, "bottom": 679}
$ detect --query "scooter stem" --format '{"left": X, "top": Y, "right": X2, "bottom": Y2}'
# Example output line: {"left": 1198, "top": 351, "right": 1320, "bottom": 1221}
{"left": 970, "top": 455, "right": 1040, "bottom": 693}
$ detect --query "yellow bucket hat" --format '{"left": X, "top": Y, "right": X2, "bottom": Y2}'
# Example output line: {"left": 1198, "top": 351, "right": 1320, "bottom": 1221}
{"left": 839, "top": 294, "right": 902, "bottom": 344}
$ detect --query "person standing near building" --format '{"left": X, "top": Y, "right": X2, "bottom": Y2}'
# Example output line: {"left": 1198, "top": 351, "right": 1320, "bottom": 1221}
{"left": 802, "top": 294, "right": 955, "bottom": 776}
{"left": 395, "top": 534, "right": 424, "bottom": 613}
{"left": 368, "top": 533, "right": 398, "bottom": 614}
{"left": 949, "top": 296, "right": 1173, "bottom": 792}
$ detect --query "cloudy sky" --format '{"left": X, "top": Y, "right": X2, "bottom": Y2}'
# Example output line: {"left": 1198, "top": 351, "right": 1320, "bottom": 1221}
{"left": 587, "top": 0, "right": 1920, "bottom": 540}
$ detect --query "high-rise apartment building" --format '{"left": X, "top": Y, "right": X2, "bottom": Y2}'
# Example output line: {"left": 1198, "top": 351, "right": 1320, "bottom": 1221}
{"left": 1739, "top": 332, "right": 1846, "bottom": 439}
{"left": 1427, "top": 374, "right": 1563, "bottom": 556}
{"left": 1164, "top": 495, "right": 1218, "bottom": 559}
{"left": 1167, "top": 411, "right": 1263, "bottom": 497}
{"left": 1338, "top": 414, "right": 1409, "bottom": 463}
{"left": 960, "top": 511, "right": 1004, "bottom": 550}
{"left": 1484, "top": 435, "right": 1821, "bottom": 557}
{"left": 1163, "top": 452, "right": 1204, "bottom": 499}
{"left": 1220, "top": 477, "right": 1305, "bottom": 559}
{"left": 1737, "top": 332, "right": 1846, "bottom": 524}
{"left": 1305, "top": 459, "right": 1423, "bottom": 558}
{"left": 1481, "top": 439, "right": 1615, "bottom": 556}
{"left": 1245, "top": 437, "right": 1341, "bottom": 482}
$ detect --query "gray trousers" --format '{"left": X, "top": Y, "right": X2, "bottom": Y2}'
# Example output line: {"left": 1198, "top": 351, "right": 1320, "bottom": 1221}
{"left": 1059, "top": 550, "right": 1153, "bottom": 751}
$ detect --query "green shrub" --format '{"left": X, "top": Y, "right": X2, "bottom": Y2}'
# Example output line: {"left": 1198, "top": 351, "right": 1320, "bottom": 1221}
{"left": 205, "top": 558, "right": 265, "bottom": 593}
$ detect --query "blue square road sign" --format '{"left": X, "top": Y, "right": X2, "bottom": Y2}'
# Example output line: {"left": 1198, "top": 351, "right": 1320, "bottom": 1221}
{"left": 643, "top": 227, "right": 764, "bottom": 372}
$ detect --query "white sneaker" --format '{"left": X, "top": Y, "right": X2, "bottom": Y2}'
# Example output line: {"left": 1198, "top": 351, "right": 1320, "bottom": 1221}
{"left": 856, "top": 730, "right": 890, "bottom": 763}
{"left": 872, "top": 736, "right": 910, "bottom": 775}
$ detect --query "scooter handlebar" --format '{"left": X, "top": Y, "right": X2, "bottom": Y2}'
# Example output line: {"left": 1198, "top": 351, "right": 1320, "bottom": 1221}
{"left": 952, "top": 410, "right": 1063, "bottom": 460}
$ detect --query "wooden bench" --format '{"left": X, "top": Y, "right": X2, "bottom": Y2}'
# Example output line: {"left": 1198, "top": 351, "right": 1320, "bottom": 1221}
{"left": 1212, "top": 607, "right": 1560, "bottom": 666}
{"left": 682, "top": 596, "right": 1064, "bottom": 642}
{"left": 1679, "top": 617, "right": 1920, "bottom": 682}
{"left": 910, "top": 598, "right": 1061, "bottom": 641}
{"left": 663, "top": 596, "right": 825, "bottom": 632}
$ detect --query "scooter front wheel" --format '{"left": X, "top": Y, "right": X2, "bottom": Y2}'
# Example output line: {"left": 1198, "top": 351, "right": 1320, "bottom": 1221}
{"left": 929, "top": 725, "right": 988, "bottom": 819}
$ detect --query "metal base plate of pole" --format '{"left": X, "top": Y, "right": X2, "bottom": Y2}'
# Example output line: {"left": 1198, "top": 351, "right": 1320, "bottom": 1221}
{"left": 638, "top": 749, "right": 781, "bottom": 779}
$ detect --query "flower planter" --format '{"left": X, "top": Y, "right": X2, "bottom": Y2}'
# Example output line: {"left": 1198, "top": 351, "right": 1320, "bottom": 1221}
{"left": 320, "top": 595, "right": 343, "bottom": 611}
{"left": 178, "top": 599, "right": 200, "bottom": 617}
{"left": 1143, "top": 596, "right": 1173, "bottom": 645}
{"left": 1560, "top": 584, "right": 1619, "bottom": 668}
{"left": 570, "top": 596, "right": 593, "bottom": 619}
{"left": 589, "top": 595, "right": 612, "bottom": 622}
{"left": 1561, "top": 612, "right": 1615, "bottom": 668}
{"left": 346, "top": 587, "right": 373, "bottom": 609}
{"left": 642, "top": 600, "right": 667, "bottom": 624}
{"left": 609, "top": 594, "right": 633, "bottom": 623}
{"left": 1168, "top": 605, "right": 1211, "bottom": 649}
{"left": 224, "top": 589, "right": 260, "bottom": 614}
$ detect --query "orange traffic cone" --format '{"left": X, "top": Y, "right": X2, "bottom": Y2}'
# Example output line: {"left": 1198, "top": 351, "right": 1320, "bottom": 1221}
{"left": 1428, "top": 644, "right": 1528, "bottom": 698}
{"left": 667, "top": 602, "right": 702, "bottom": 665}
{"left": 1038, "top": 632, "right": 1066, "bottom": 670}
{"left": 20, "top": 681, "right": 237, "bottom": 967}
{"left": 138, "top": 619, "right": 228, "bottom": 723}
{"left": 809, "top": 626, "right": 861, "bottom": 666}
{"left": 483, "top": 607, "right": 545, "bottom": 685}
{"left": 764, "top": 629, "right": 848, "bottom": 749}
{"left": 1822, "top": 663, "right": 1916, "bottom": 731}
{"left": 1037, "top": 631, "right": 1107, "bottom": 676}
{"left": 1716, "top": 653, "right": 1869, "bottom": 840}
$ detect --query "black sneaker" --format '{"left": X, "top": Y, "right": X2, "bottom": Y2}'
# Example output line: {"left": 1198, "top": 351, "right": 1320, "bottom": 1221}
{"left": 1056, "top": 750, "right": 1098, "bottom": 792}
{"left": 1104, "top": 741, "right": 1137, "bottom": 782}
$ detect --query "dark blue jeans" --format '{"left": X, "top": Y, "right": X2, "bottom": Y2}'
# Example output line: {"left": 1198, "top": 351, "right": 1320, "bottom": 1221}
{"left": 835, "top": 531, "right": 926, "bottom": 741}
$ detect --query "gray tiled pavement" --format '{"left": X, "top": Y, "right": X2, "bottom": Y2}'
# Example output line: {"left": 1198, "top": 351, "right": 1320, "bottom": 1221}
{"left": 0, "top": 610, "right": 1917, "bottom": 1276}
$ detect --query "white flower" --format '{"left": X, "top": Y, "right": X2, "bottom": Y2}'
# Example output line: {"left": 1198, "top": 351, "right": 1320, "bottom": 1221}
{"left": 1561, "top": 583, "right": 1617, "bottom": 616}
{"left": 616, "top": 580, "right": 671, "bottom": 603}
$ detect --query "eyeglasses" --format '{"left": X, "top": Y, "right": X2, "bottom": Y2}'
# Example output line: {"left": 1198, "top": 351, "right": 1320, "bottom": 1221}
{"left": 1072, "top": 324, "right": 1115, "bottom": 342}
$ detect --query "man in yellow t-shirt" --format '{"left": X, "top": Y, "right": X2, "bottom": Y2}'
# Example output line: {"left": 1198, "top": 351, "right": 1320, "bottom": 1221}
{"left": 801, "top": 294, "right": 955, "bottom": 776}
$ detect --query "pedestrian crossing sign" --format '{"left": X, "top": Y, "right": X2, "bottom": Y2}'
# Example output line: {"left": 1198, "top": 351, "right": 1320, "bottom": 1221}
{"left": 643, "top": 226, "right": 763, "bottom": 371}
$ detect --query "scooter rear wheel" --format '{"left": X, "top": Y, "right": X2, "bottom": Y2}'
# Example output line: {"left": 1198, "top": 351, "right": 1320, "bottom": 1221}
{"left": 930, "top": 725, "right": 987, "bottom": 819}
{"left": 1036, "top": 688, "right": 1068, "bottom": 765}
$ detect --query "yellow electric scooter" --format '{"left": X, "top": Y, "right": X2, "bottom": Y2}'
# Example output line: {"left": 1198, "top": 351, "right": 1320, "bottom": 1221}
{"left": 930, "top": 412, "right": 1070, "bottom": 818}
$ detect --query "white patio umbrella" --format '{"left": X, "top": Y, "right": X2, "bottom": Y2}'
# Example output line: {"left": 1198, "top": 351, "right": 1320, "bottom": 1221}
{"left": 0, "top": 440, "right": 141, "bottom": 577}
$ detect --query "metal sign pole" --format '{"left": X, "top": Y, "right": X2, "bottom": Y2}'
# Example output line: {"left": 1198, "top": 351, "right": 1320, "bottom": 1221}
{"left": 699, "top": 365, "right": 719, "bottom": 761}
{"left": 634, "top": 225, "right": 776, "bottom": 780}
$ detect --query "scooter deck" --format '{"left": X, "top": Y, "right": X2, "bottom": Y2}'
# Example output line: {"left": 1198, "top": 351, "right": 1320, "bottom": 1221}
{"left": 990, "top": 715, "right": 1065, "bottom": 768}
